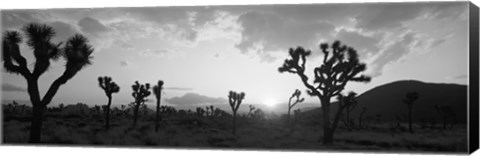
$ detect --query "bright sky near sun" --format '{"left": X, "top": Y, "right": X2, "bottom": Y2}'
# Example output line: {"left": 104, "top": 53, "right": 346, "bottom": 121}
{"left": 1, "top": 1, "right": 470, "bottom": 113}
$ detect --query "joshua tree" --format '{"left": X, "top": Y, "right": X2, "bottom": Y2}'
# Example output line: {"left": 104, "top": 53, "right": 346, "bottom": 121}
{"left": 196, "top": 107, "right": 206, "bottom": 117}
{"left": 131, "top": 81, "right": 151, "bottom": 126}
{"left": 287, "top": 89, "right": 304, "bottom": 124}
{"left": 247, "top": 105, "right": 256, "bottom": 118}
{"left": 293, "top": 109, "right": 302, "bottom": 121}
{"left": 152, "top": 80, "right": 164, "bottom": 132}
{"left": 403, "top": 92, "right": 419, "bottom": 133}
{"left": 98, "top": 76, "right": 120, "bottom": 130}
{"left": 334, "top": 92, "right": 358, "bottom": 132}
{"left": 206, "top": 105, "right": 216, "bottom": 118}
{"left": 342, "top": 93, "right": 358, "bottom": 130}
{"left": 2, "top": 23, "right": 94, "bottom": 143}
{"left": 278, "top": 41, "right": 370, "bottom": 144}
{"left": 358, "top": 107, "right": 367, "bottom": 129}
{"left": 228, "top": 91, "right": 245, "bottom": 135}
{"left": 141, "top": 103, "right": 148, "bottom": 115}
{"left": 434, "top": 104, "right": 456, "bottom": 130}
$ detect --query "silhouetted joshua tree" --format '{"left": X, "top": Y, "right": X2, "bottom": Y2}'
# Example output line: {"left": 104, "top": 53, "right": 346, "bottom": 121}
{"left": 228, "top": 91, "right": 245, "bottom": 135}
{"left": 131, "top": 81, "right": 151, "bottom": 126}
{"left": 2, "top": 23, "right": 93, "bottom": 143}
{"left": 287, "top": 89, "right": 304, "bottom": 125}
{"left": 403, "top": 92, "right": 419, "bottom": 133}
{"left": 247, "top": 105, "right": 256, "bottom": 118}
{"left": 434, "top": 104, "right": 456, "bottom": 130}
{"left": 336, "top": 92, "right": 358, "bottom": 131}
{"left": 196, "top": 107, "right": 206, "bottom": 117}
{"left": 342, "top": 93, "right": 358, "bottom": 131}
{"left": 98, "top": 76, "right": 120, "bottom": 130}
{"left": 278, "top": 41, "right": 370, "bottom": 144}
{"left": 152, "top": 80, "right": 164, "bottom": 132}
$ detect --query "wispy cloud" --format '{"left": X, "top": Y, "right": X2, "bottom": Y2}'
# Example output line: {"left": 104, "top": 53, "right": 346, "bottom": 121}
{"left": 165, "top": 87, "right": 193, "bottom": 91}
{"left": 2, "top": 83, "right": 26, "bottom": 92}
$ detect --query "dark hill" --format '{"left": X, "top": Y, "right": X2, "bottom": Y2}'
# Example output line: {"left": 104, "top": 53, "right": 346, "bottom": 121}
{"left": 300, "top": 80, "right": 467, "bottom": 124}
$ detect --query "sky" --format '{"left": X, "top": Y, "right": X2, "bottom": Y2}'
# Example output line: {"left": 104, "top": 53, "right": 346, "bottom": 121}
{"left": 0, "top": 1, "right": 471, "bottom": 113}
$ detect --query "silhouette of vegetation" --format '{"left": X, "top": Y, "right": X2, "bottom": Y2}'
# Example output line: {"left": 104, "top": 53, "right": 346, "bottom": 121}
{"left": 131, "top": 81, "right": 151, "bottom": 126}
{"left": 336, "top": 92, "right": 358, "bottom": 132}
{"left": 98, "top": 76, "right": 120, "bottom": 130}
{"left": 287, "top": 89, "right": 304, "bottom": 125}
{"left": 434, "top": 104, "right": 457, "bottom": 130}
{"left": 152, "top": 80, "right": 164, "bottom": 132}
{"left": 278, "top": 40, "right": 370, "bottom": 144}
{"left": 196, "top": 107, "right": 206, "bottom": 117}
{"left": 228, "top": 91, "right": 245, "bottom": 135}
{"left": 342, "top": 93, "right": 358, "bottom": 131}
{"left": 2, "top": 23, "right": 94, "bottom": 143}
{"left": 247, "top": 105, "right": 256, "bottom": 118}
{"left": 403, "top": 92, "right": 419, "bottom": 133}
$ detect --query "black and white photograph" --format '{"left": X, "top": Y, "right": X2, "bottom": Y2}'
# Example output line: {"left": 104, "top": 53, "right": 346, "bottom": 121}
{"left": 1, "top": 0, "right": 479, "bottom": 155}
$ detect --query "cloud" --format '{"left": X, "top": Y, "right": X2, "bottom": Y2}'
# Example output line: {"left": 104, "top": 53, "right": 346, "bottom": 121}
{"left": 78, "top": 17, "right": 110, "bottom": 36}
{"left": 120, "top": 60, "right": 129, "bottom": 67}
{"left": 49, "top": 21, "right": 79, "bottom": 42}
{"left": 369, "top": 32, "right": 417, "bottom": 77}
{"left": 165, "top": 87, "right": 193, "bottom": 91}
{"left": 1, "top": 10, "right": 53, "bottom": 30}
{"left": 165, "top": 92, "right": 227, "bottom": 105}
{"left": 2, "top": 83, "right": 26, "bottom": 92}
{"left": 355, "top": 2, "right": 468, "bottom": 31}
{"left": 140, "top": 48, "right": 185, "bottom": 59}
{"left": 334, "top": 29, "right": 381, "bottom": 56}
{"left": 236, "top": 11, "right": 335, "bottom": 62}
{"left": 448, "top": 74, "right": 468, "bottom": 80}
{"left": 354, "top": 4, "right": 425, "bottom": 31}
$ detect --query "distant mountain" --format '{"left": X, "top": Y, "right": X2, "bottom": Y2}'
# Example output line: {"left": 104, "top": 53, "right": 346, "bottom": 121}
{"left": 301, "top": 80, "right": 467, "bottom": 123}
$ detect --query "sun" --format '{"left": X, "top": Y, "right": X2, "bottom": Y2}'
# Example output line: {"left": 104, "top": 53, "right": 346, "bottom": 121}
{"left": 263, "top": 98, "right": 278, "bottom": 107}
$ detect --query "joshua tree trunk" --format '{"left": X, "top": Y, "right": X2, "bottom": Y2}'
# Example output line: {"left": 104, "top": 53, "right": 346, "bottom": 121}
{"left": 29, "top": 103, "right": 45, "bottom": 143}
{"left": 232, "top": 112, "right": 237, "bottom": 135}
{"left": 408, "top": 105, "right": 413, "bottom": 133}
{"left": 321, "top": 97, "right": 333, "bottom": 144}
{"left": 133, "top": 104, "right": 140, "bottom": 126}
{"left": 155, "top": 96, "right": 161, "bottom": 132}
{"left": 105, "top": 96, "right": 112, "bottom": 130}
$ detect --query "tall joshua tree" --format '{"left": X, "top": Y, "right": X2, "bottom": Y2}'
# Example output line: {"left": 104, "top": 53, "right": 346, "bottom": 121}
{"left": 287, "top": 89, "right": 304, "bottom": 124}
{"left": 98, "top": 76, "right": 120, "bottom": 130}
{"left": 403, "top": 92, "right": 419, "bottom": 133}
{"left": 278, "top": 41, "right": 370, "bottom": 144}
{"left": 2, "top": 23, "right": 93, "bottom": 143}
{"left": 131, "top": 81, "right": 151, "bottom": 126}
{"left": 152, "top": 80, "right": 164, "bottom": 132}
{"left": 228, "top": 91, "right": 245, "bottom": 135}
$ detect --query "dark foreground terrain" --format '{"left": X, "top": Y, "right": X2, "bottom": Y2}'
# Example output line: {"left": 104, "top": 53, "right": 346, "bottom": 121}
{"left": 2, "top": 105, "right": 467, "bottom": 153}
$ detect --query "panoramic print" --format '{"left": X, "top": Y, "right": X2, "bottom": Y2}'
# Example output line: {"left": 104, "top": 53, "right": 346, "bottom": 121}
{"left": 1, "top": 1, "right": 472, "bottom": 154}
